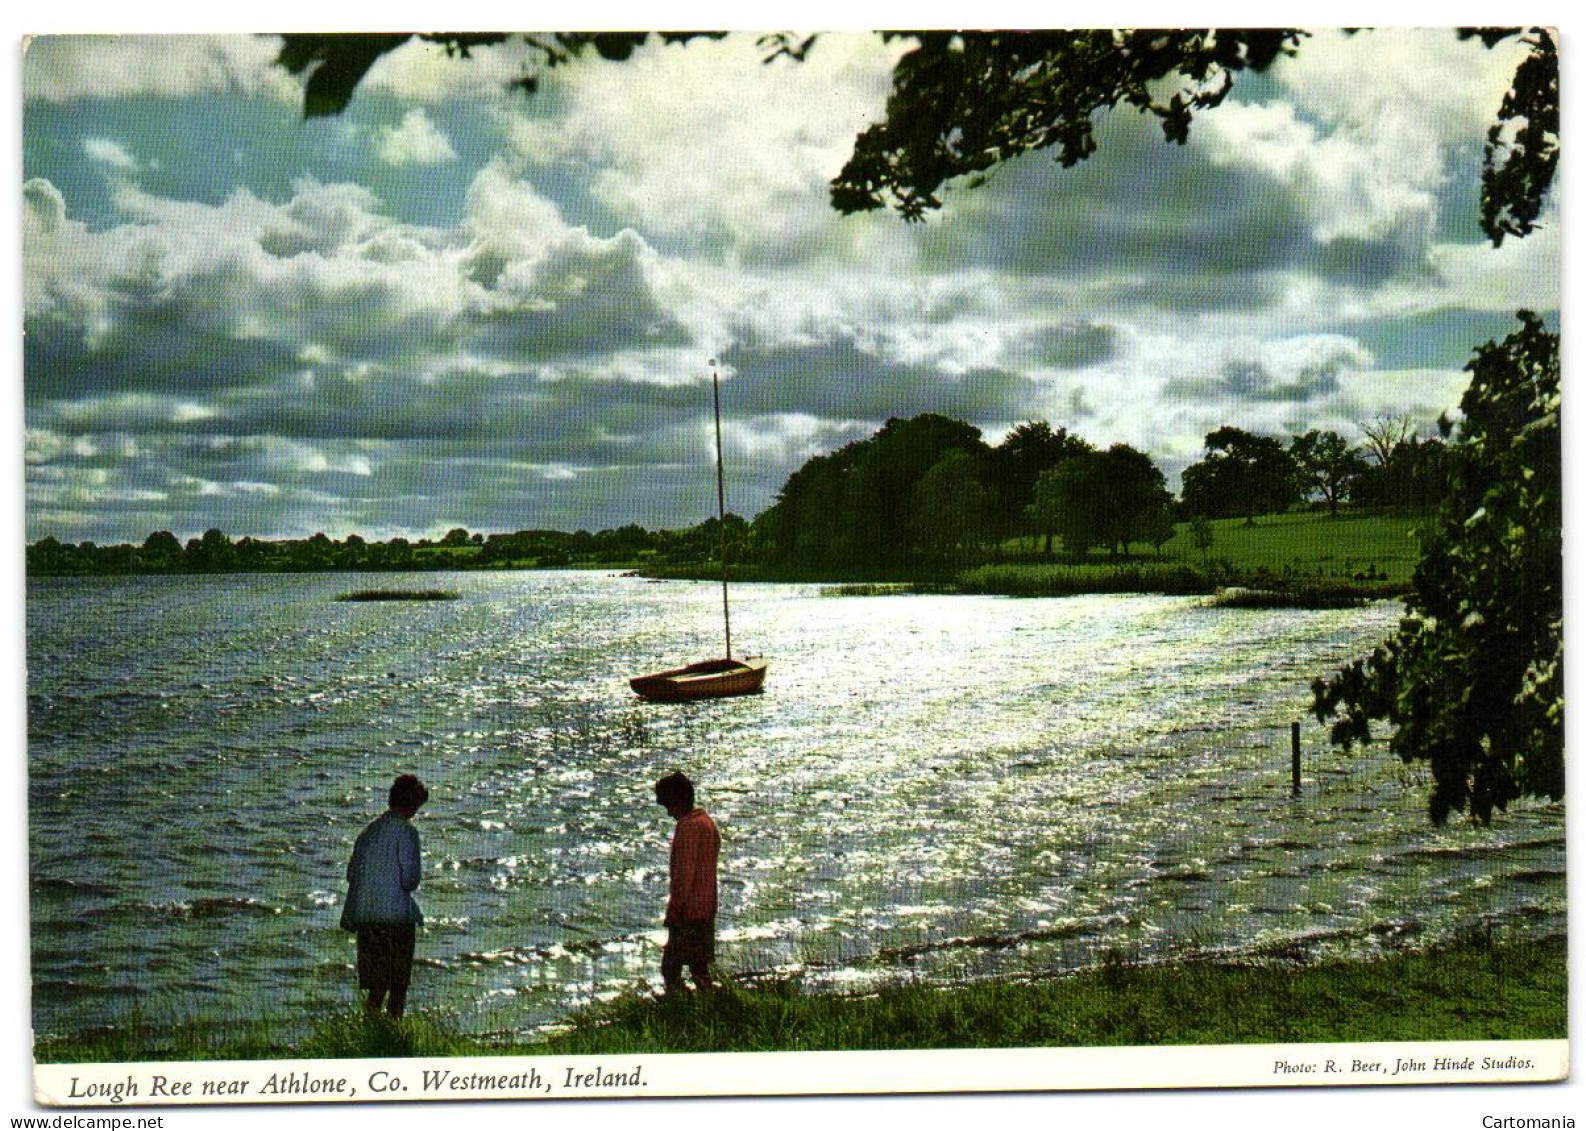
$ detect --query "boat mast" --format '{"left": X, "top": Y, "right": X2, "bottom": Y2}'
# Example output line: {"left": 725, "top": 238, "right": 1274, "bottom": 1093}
{"left": 712, "top": 363, "right": 732, "bottom": 660}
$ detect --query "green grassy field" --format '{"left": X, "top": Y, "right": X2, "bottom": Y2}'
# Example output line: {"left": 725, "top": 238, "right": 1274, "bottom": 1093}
{"left": 967, "top": 509, "right": 1424, "bottom": 600}
{"left": 651, "top": 509, "right": 1426, "bottom": 600}
{"left": 36, "top": 934, "right": 1564, "bottom": 1063}
{"left": 1155, "top": 509, "right": 1424, "bottom": 585}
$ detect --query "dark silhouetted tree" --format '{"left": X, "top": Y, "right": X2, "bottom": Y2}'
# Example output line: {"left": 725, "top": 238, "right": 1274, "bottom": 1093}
{"left": 1353, "top": 430, "right": 1453, "bottom": 511}
{"left": 185, "top": 528, "right": 236, "bottom": 572}
{"left": 140, "top": 530, "right": 184, "bottom": 570}
{"left": 1290, "top": 429, "right": 1368, "bottom": 515}
{"left": 1181, "top": 427, "right": 1301, "bottom": 523}
{"left": 1030, "top": 460, "right": 1100, "bottom": 559}
{"left": 1190, "top": 514, "right": 1214, "bottom": 565}
{"left": 909, "top": 449, "right": 990, "bottom": 565}
{"left": 1140, "top": 503, "right": 1176, "bottom": 558}
{"left": 986, "top": 421, "right": 1093, "bottom": 548}
{"left": 1029, "top": 444, "right": 1170, "bottom": 559}
{"left": 757, "top": 414, "right": 986, "bottom": 570}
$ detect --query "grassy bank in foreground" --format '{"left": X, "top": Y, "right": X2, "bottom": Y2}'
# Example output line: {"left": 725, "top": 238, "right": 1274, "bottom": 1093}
{"left": 36, "top": 936, "right": 1565, "bottom": 1063}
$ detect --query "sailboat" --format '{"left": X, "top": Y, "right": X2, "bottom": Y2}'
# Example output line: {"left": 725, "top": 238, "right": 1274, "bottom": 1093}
{"left": 629, "top": 364, "right": 769, "bottom": 703}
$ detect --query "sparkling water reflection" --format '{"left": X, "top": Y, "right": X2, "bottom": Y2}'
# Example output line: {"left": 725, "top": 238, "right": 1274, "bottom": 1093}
{"left": 27, "top": 571, "right": 1565, "bottom": 1043}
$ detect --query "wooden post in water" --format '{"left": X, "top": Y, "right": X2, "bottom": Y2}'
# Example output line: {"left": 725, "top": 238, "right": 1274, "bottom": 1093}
{"left": 1291, "top": 720, "right": 1302, "bottom": 796}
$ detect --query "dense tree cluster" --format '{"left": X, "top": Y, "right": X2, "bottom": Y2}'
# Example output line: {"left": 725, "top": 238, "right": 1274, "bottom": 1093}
{"left": 1175, "top": 425, "right": 1452, "bottom": 522}
{"left": 1180, "top": 427, "right": 1302, "bottom": 523}
{"left": 986, "top": 421, "right": 1093, "bottom": 546}
{"left": 751, "top": 414, "right": 990, "bottom": 570}
{"left": 1028, "top": 445, "right": 1173, "bottom": 558}
{"left": 751, "top": 414, "right": 1185, "bottom": 572}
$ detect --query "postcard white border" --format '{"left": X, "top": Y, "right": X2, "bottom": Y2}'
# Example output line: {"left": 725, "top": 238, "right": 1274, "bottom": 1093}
{"left": 33, "top": 1040, "right": 1569, "bottom": 1107}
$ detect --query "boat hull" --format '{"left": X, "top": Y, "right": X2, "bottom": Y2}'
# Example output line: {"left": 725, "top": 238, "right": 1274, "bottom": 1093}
{"left": 629, "top": 657, "right": 769, "bottom": 703}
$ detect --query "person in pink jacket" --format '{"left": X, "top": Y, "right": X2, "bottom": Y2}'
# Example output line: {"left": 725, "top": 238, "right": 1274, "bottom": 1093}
{"left": 654, "top": 771, "right": 720, "bottom": 993}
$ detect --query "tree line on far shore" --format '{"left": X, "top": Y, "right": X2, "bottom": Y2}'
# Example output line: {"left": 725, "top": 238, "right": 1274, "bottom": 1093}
{"left": 26, "top": 413, "right": 1449, "bottom": 579}
{"left": 23, "top": 515, "right": 751, "bottom": 577}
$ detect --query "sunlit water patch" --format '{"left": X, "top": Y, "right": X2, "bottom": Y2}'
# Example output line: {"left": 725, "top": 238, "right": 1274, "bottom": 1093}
{"left": 27, "top": 572, "right": 1564, "bottom": 1044}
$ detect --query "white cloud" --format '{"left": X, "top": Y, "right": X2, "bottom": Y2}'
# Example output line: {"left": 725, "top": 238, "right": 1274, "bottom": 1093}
{"left": 1429, "top": 218, "right": 1563, "bottom": 314}
{"left": 377, "top": 108, "right": 459, "bottom": 166}
{"left": 23, "top": 34, "right": 300, "bottom": 103}
{"left": 24, "top": 428, "right": 66, "bottom": 464}
{"left": 357, "top": 36, "right": 545, "bottom": 106}
{"left": 168, "top": 473, "right": 224, "bottom": 497}
{"left": 23, "top": 178, "right": 95, "bottom": 322}
{"left": 1197, "top": 30, "right": 1529, "bottom": 248}
{"left": 502, "top": 33, "right": 906, "bottom": 258}
{"left": 1276, "top": 29, "right": 1526, "bottom": 146}
{"left": 262, "top": 438, "right": 373, "bottom": 477}
{"left": 53, "top": 394, "right": 219, "bottom": 429}
{"left": 722, "top": 413, "right": 869, "bottom": 470}
{"left": 83, "top": 137, "right": 138, "bottom": 171}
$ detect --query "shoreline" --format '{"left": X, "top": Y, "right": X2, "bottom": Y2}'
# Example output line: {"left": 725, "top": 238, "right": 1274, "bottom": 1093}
{"left": 25, "top": 510, "right": 1428, "bottom": 605}
{"left": 27, "top": 561, "right": 1410, "bottom": 608}
{"left": 34, "top": 933, "right": 1565, "bottom": 1064}
{"left": 641, "top": 561, "right": 1408, "bottom": 606}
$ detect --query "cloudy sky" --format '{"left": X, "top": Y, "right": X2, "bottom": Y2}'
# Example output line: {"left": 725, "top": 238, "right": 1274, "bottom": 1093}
{"left": 21, "top": 28, "right": 1559, "bottom": 543}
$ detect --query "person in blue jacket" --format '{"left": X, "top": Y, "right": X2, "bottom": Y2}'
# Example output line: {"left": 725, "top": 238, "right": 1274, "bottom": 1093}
{"left": 342, "top": 774, "right": 428, "bottom": 1018}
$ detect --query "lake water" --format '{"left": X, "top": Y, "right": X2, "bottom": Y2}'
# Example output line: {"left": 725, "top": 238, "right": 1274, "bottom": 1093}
{"left": 26, "top": 571, "right": 1566, "bottom": 1045}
